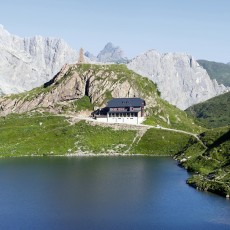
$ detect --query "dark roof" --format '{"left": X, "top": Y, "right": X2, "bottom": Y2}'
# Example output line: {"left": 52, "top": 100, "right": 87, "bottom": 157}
{"left": 107, "top": 98, "right": 146, "bottom": 108}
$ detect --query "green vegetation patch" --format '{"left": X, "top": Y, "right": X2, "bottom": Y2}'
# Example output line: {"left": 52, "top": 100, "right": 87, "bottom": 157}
{"left": 186, "top": 91, "right": 230, "bottom": 128}
{"left": 73, "top": 96, "right": 94, "bottom": 111}
{"left": 187, "top": 175, "right": 230, "bottom": 197}
{"left": 0, "top": 113, "right": 137, "bottom": 156}
{"left": 175, "top": 126, "right": 230, "bottom": 197}
{"left": 75, "top": 121, "right": 137, "bottom": 153}
{"left": 0, "top": 114, "right": 76, "bottom": 156}
{"left": 144, "top": 98, "right": 204, "bottom": 133}
{"left": 0, "top": 112, "right": 197, "bottom": 157}
{"left": 132, "top": 128, "right": 191, "bottom": 156}
{"left": 178, "top": 127, "right": 230, "bottom": 173}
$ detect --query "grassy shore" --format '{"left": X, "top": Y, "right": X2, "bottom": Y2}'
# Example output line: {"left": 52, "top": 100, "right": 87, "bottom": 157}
{"left": 175, "top": 126, "right": 230, "bottom": 197}
{"left": 0, "top": 113, "right": 193, "bottom": 157}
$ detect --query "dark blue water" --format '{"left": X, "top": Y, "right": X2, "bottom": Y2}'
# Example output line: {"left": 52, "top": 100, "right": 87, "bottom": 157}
{"left": 0, "top": 156, "right": 229, "bottom": 230}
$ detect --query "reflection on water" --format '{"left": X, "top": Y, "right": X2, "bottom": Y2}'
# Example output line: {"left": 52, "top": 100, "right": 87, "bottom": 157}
{"left": 0, "top": 156, "right": 229, "bottom": 230}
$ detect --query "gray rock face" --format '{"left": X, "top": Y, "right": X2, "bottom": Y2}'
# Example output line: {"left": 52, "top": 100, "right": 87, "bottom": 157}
{"left": 0, "top": 25, "right": 79, "bottom": 95}
{"left": 85, "top": 42, "right": 128, "bottom": 63}
{"left": 127, "top": 50, "right": 228, "bottom": 110}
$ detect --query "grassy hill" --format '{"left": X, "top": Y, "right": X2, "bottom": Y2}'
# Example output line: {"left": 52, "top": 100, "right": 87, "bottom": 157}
{"left": 186, "top": 91, "right": 230, "bottom": 128}
{"left": 175, "top": 126, "right": 230, "bottom": 197}
{"left": 198, "top": 60, "right": 230, "bottom": 87}
{"left": 0, "top": 112, "right": 192, "bottom": 157}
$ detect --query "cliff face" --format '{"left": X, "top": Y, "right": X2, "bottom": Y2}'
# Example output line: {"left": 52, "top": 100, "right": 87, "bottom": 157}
{"left": 0, "top": 25, "right": 78, "bottom": 95}
{"left": 127, "top": 50, "right": 228, "bottom": 110}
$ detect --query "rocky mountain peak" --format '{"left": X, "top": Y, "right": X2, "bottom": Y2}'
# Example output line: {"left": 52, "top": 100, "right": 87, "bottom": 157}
{"left": 0, "top": 26, "right": 82, "bottom": 95}
{"left": 97, "top": 42, "right": 128, "bottom": 63}
{"left": 85, "top": 42, "right": 128, "bottom": 63}
{"left": 103, "top": 42, "right": 114, "bottom": 49}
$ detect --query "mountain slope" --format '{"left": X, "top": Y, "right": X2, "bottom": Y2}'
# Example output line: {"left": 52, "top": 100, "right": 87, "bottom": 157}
{"left": 127, "top": 50, "right": 228, "bottom": 110}
{"left": 175, "top": 126, "right": 230, "bottom": 197}
{"left": 186, "top": 91, "right": 230, "bottom": 128}
{"left": 0, "top": 64, "right": 202, "bottom": 133}
{"left": 198, "top": 60, "right": 230, "bottom": 87}
{"left": 0, "top": 25, "right": 79, "bottom": 95}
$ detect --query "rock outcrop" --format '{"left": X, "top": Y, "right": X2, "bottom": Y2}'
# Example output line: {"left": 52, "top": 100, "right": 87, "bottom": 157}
{"left": 0, "top": 25, "right": 80, "bottom": 95}
{"left": 127, "top": 50, "right": 228, "bottom": 110}
{"left": 0, "top": 64, "right": 157, "bottom": 116}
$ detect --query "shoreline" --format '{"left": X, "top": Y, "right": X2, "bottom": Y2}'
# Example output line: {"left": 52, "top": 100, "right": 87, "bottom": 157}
{"left": 0, "top": 152, "right": 172, "bottom": 158}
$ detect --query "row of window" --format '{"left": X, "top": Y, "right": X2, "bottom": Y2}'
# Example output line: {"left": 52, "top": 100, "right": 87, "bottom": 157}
{"left": 108, "top": 112, "right": 138, "bottom": 117}
{"left": 110, "top": 108, "right": 126, "bottom": 111}
{"left": 110, "top": 107, "right": 141, "bottom": 112}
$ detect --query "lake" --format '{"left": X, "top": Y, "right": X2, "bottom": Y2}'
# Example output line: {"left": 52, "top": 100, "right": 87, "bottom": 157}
{"left": 0, "top": 156, "right": 229, "bottom": 230}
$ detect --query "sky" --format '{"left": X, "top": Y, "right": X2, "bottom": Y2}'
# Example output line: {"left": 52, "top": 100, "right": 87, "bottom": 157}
{"left": 0, "top": 0, "right": 229, "bottom": 63}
